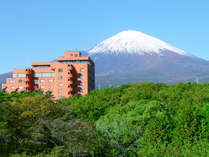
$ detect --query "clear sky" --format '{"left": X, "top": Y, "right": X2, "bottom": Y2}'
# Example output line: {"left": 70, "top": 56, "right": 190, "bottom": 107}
{"left": 0, "top": 0, "right": 209, "bottom": 73}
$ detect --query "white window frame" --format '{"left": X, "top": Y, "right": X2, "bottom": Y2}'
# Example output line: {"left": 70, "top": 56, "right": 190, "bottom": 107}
{"left": 58, "top": 89, "right": 64, "bottom": 93}
{"left": 80, "top": 68, "right": 85, "bottom": 72}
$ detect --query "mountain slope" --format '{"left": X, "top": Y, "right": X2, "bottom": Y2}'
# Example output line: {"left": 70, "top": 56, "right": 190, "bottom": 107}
{"left": 87, "top": 30, "right": 209, "bottom": 88}
{"left": 0, "top": 72, "right": 12, "bottom": 89}
{"left": 88, "top": 30, "right": 189, "bottom": 56}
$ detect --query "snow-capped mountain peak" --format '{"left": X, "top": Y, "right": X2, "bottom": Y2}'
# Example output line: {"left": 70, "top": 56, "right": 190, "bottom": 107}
{"left": 88, "top": 30, "right": 188, "bottom": 56}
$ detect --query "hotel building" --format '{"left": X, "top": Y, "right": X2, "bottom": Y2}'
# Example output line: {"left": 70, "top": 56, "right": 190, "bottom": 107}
{"left": 2, "top": 51, "right": 95, "bottom": 99}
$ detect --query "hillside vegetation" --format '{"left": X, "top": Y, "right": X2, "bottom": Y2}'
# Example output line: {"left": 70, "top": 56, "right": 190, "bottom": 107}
{"left": 0, "top": 82, "right": 209, "bottom": 157}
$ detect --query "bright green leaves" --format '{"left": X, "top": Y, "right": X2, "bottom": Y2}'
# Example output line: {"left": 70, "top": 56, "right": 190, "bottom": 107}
{"left": 1, "top": 82, "right": 209, "bottom": 157}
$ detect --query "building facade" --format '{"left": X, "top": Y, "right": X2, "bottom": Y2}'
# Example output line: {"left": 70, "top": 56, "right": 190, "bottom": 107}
{"left": 2, "top": 51, "right": 95, "bottom": 99}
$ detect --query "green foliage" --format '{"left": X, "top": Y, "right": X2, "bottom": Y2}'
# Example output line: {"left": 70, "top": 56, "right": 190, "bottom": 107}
{"left": 0, "top": 91, "right": 103, "bottom": 157}
{"left": 58, "top": 87, "right": 124, "bottom": 122}
{"left": 59, "top": 82, "right": 209, "bottom": 157}
{"left": 1, "top": 82, "right": 209, "bottom": 156}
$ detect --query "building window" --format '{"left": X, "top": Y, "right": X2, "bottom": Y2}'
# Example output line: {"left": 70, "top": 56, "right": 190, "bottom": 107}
{"left": 80, "top": 82, "right": 84, "bottom": 86}
{"left": 12, "top": 74, "right": 17, "bottom": 78}
{"left": 58, "top": 76, "right": 63, "bottom": 80}
{"left": 40, "top": 80, "right": 45, "bottom": 82}
{"left": 43, "top": 73, "right": 54, "bottom": 77}
{"left": 8, "top": 80, "right": 15, "bottom": 83}
{"left": 79, "top": 89, "right": 84, "bottom": 93}
{"left": 58, "top": 69, "right": 63, "bottom": 72}
{"left": 80, "top": 68, "right": 85, "bottom": 72}
{"left": 18, "top": 80, "right": 23, "bottom": 83}
{"left": 80, "top": 75, "right": 84, "bottom": 79}
{"left": 48, "top": 79, "right": 54, "bottom": 82}
{"left": 58, "top": 83, "right": 64, "bottom": 87}
{"left": 11, "top": 86, "right": 16, "bottom": 89}
{"left": 48, "top": 85, "right": 53, "bottom": 89}
{"left": 34, "top": 85, "right": 39, "bottom": 89}
{"left": 40, "top": 86, "right": 45, "bottom": 89}
{"left": 33, "top": 72, "right": 55, "bottom": 78}
{"left": 12, "top": 73, "right": 26, "bottom": 78}
{"left": 58, "top": 89, "right": 64, "bottom": 93}
{"left": 19, "top": 86, "right": 23, "bottom": 89}
{"left": 34, "top": 79, "right": 39, "bottom": 83}
{"left": 59, "top": 60, "right": 89, "bottom": 64}
{"left": 18, "top": 73, "right": 26, "bottom": 78}
{"left": 32, "top": 65, "right": 50, "bottom": 68}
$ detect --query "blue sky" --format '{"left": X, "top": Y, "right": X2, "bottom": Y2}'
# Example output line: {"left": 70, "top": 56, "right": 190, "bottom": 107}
{"left": 0, "top": 0, "right": 209, "bottom": 73}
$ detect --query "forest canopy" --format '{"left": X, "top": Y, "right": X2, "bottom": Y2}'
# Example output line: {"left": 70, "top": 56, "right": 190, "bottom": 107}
{"left": 0, "top": 82, "right": 209, "bottom": 157}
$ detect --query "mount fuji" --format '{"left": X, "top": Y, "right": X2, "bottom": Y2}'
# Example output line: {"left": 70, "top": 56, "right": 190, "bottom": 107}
{"left": 86, "top": 30, "right": 209, "bottom": 88}
{"left": 88, "top": 30, "right": 189, "bottom": 56}
{"left": 1, "top": 30, "right": 209, "bottom": 89}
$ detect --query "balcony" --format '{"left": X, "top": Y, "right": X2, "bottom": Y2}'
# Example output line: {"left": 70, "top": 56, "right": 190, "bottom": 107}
{"left": 68, "top": 88, "right": 73, "bottom": 94}
{"left": 68, "top": 79, "right": 73, "bottom": 84}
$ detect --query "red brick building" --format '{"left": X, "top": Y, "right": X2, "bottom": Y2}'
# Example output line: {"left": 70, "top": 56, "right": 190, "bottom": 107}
{"left": 2, "top": 51, "right": 95, "bottom": 99}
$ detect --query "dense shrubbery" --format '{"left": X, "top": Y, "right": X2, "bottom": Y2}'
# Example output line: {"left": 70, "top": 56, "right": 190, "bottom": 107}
{"left": 0, "top": 82, "right": 209, "bottom": 156}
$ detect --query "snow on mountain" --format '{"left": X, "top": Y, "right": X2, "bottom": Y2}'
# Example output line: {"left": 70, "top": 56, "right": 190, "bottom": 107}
{"left": 85, "top": 30, "right": 209, "bottom": 88}
{"left": 88, "top": 30, "right": 189, "bottom": 56}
